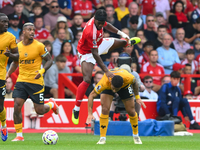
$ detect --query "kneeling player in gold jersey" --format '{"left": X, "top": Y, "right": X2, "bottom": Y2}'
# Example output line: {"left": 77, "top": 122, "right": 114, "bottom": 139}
{"left": 7, "top": 23, "right": 58, "bottom": 141}
{"left": 86, "top": 68, "right": 146, "bottom": 144}
{"left": 0, "top": 13, "right": 19, "bottom": 142}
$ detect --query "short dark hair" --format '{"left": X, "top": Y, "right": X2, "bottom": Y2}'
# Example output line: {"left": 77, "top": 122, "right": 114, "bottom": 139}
{"left": 143, "top": 75, "right": 153, "bottom": 82}
{"left": 186, "top": 49, "right": 195, "bottom": 55}
{"left": 34, "top": 15, "right": 43, "bottom": 22}
{"left": 23, "top": 22, "right": 34, "bottom": 30}
{"left": 143, "top": 41, "right": 154, "bottom": 48}
{"left": 158, "top": 25, "right": 167, "bottom": 30}
{"left": 111, "top": 75, "right": 123, "bottom": 88}
{"left": 14, "top": 0, "right": 23, "bottom": 6}
{"left": 105, "top": 4, "right": 115, "bottom": 10}
{"left": 185, "top": 63, "right": 191, "bottom": 67}
{"left": 55, "top": 54, "right": 66, "bottom": 62}
{"left": 95, "top": 71, "right": 104, "bottom": 77}
{"left": 94, "top": 9, "right": 107, "bottom": 21}
{"left": 32, "top": 2, "right": 41, "bottom": 9}
{"left": 170, "top": 71, "right": 181, "bottom": 78}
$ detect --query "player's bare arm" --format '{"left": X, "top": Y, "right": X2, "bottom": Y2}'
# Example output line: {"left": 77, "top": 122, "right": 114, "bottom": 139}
{"left": 104, "top": 22, "right": 129, "bottom": 40}
{"left": 4, "top": 47, "right": 19, "bottom": 61}
{"left": 132, "top": 80, "right": 146, "bottom": 108}
{"left": 91, "top": 48, "right": 114, "bottom": 79}
{"left": 6, "top": 61, "right": 19, "bottom": 80}
{"left": 35, "top": 53, "right": 53, "bottom": 79}
{"left": 86, "top": 90, "right": 98, "bottom": 124}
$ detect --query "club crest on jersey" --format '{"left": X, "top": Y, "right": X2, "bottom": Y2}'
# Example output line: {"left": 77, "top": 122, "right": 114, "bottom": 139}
{"left": 24, "top": 52, "right": 28, "bottom": 57}
{"left": 93, "top": 40, "right": 97, "bottom": 45}
{"left": 95, "top": 85, "right": 101, "bottom": 92}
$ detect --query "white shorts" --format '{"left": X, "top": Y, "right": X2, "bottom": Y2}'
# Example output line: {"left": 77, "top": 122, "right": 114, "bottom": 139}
{"left": 78, "top": 38, "right": 115, "bottom": 65}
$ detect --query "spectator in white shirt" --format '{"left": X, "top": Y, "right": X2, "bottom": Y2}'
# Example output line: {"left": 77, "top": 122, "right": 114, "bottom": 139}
{"left": 139, "top": 76, "right": 158, "bottom": 100}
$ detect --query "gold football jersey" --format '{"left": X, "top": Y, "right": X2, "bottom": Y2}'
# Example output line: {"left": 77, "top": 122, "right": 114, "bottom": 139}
{"left": 0, "top": 32, "right": 17, "bottom": 80}
{"left": 94, "top": 68, "right": 136, "bottom": 95}
{"left": 17, "top": 39, "right": 48, "bottom": 85}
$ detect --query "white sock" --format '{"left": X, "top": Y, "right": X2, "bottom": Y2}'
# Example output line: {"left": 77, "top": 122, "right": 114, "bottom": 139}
{"left": 191, "top": 120, "right": 195, "bottom": 124}
{"left": 1, "top": 124, "right": 6, "bottom": 129}
{"left": 74, "top": 105, "right": 80, "bottom": 111}
{"left": 17, "top": 132, "right": 23, "bottom": 137}
{"left": 49, "top": 102, "right": 54, "bottom": 108}
{"left": 133, "top": 134, "right": 139, "bottom": 137}
{"left": 100, "top": 137, "right": 106, "bottom": 140}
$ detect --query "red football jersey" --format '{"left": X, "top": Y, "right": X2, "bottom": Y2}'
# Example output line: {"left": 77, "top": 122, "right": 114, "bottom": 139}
{"left": 34, "top": 28, "right": 50, "bottom": 40}
{"left": 139, "top": 0, "right": 156, "bottom": 15}
{"left": 140, "top": 62, "right": 165, "bottom": 85}
{"left": 77, "top": 17, "right": 107, "bottom": 55}
{"left": 73, "top": 0, "right": 92, "bottom": 16}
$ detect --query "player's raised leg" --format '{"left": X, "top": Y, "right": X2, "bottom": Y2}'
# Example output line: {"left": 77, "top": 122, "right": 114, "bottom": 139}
{"left": 123, "top": 98, "right": 142, "bottom": 144}
{"left": 72, "top": 62, "right": 94, "bottom": 125}
{"left": 12, "top": 98, "right": 25, "bottom": 141}
{"left": 107, "top": 37, "right": 141, "bottom": 53}
{"left": 97, "top": 94, "right": 113, "bottom": 144}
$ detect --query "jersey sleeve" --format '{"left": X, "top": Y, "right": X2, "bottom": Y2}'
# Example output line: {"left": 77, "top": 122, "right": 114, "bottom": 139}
{"left": 94, "top": 74, "right": 109, "bottom": 95}
{"left": 73, "top": 0, "right": 81, "bottom": 14}
{"left": 85, "top": 27, "right": 98, "bottom": 49}
{"left": 39, "top": 43, "right": 49, "bottom": 57}
{"left": 9, "top": 34, "right": 17, "bottom": 49}
{"left": 66, "top": 0, "right": 72, "bottom": 9}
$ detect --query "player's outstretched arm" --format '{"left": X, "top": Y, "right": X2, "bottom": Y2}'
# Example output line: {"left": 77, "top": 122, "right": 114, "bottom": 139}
{"left": 86, "top": 90, "right": 98, "bottom": 124}
{"left": 104, "top": 22, "right": 129, "bottom": 40}
{"left": 91, "top": 48, "right": 114, "bottom": 79}
{"left": 4, "top": 47, "right": 19, "bottom": 61}
{"left": 35, "top": 53, "right": 53, "bottom": 79}
{"left": 132, "top": 80, "right": 146, "bottom": 108}
{"left": 6, "top": 61, "right": 19, "bottom": 80}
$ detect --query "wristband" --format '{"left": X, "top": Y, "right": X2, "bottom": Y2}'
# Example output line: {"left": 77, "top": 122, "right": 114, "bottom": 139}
{"left": 117, "top": 30, "right": 124, "bottom": 36}
{"left": 135, "top": 95, "right": 140, "bottom": 99}
{"left": 38, "top": 68, "right": 45, "bottom": 75}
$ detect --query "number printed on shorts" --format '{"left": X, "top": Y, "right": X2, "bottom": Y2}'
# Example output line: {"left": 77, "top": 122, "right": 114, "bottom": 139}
{"left": 39, "top": 93, "right": 44, "bottom": 101}
{"left": 128, "top": 86, "right": 133, "bottom": 94}
{"left": 2, "top": 87, "right": 6, "bottom": 96}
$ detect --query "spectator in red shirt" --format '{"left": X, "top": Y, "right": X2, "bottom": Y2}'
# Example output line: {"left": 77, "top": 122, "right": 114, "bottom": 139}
{"left": 138, "top": 41, "right": 154, "bottom": 67}
{"left": 140, "top": 49, "right": 165, "bottom": 92}
{"left": 170, "top": 0, "right": 195, "bottom": 18}
{"left": 169, "top": 0, "right": 190, "bottom": 38}
{"left": 139, "top": 0, "right": 156, "bottom": 24}
{"left": 107, "top": 51, "right": 119, "bottom": 69}
{"left": 60, "top": 40, "right": 78, "bottom": 72}
{"left": 73, "top": 0, "right": 92, "bottom": 22}
{"left": 34, "top": 15, "right": 54, "bottom": 43}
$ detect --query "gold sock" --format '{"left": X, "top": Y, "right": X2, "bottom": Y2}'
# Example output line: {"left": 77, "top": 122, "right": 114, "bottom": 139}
{"left": 100, "top": 114, "right": 109, "bottom": 137}
{"left": 129, "top": 112, "right": 138, "bottom": 135}
{"left": 46, "top": 102, "right": 53, "bottom": 112}
{"left": 0, "top": 107, "right": 6, "bottom": 127}
{"left": 14, "top": 123, "right": 22, "bottom": 133}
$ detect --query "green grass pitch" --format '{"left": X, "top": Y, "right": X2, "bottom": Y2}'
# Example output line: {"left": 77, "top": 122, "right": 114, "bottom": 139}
{"left": 1, "top": 133, "right": 200, "bottom": 150}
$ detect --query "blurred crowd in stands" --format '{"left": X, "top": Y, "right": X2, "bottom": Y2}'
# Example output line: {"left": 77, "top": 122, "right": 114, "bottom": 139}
{"left": 3, "top": 0, "right": 200, "bottom": 100}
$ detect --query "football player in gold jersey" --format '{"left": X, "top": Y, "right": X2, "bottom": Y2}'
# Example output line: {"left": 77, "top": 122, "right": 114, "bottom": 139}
{"left": 86, "top": 68, "right": 146, "bottom": 145}
{"left": 7, "top": 23, "right": 58, "bottom": 141}
{"left": 0, "top": 13, "right": 19, "bottom": 142}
